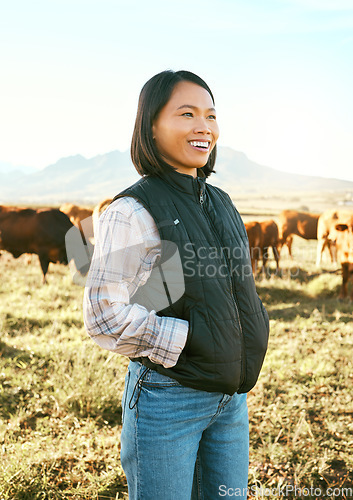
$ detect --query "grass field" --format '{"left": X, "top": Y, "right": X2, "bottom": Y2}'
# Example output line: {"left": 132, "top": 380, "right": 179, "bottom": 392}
{"left": 0, "top": 233, "right": 352, "bottom": 499}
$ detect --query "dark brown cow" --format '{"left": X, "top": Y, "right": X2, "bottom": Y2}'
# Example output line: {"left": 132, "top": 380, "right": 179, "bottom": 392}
{"left": 335, "top": 214, "right": 353, "bottom": 300}
{"left": 258, "top": 219, "right": 280, "bottom": 272}
{"left": 278, "top": 210, "right": 320, "bottom": 258}
{"left": 245, "top": 221, "right": 263, "bottom": 274}
{"left": 0, "top": 205, "right": 32, "bottom": 263}
{"left": 0, "top": 206, "right": 86, "bottom": 282}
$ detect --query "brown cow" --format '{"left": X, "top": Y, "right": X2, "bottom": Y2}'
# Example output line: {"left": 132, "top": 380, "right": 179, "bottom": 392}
{"left": 316, "top": 209, "right": 353, "bottom": 267}
{"left": 278, "top": 210, "right": 320, "bottom": 258}
{"left": 245, "top": 221, "right": 263, "bottom": 274}
{"left": 0, "top": 205, "right": 33, "bottom": 264}
{"left": 0, "top": 206, "right": 88, "bottom": 282}
{"left": 60, "top": 203, "right": 94, "bottom": 240}
{"left": 334, "top": 214, "right": 353, "bottom": 300}
{"left": 258, "top": 219, "right": 280, "bottom": 273}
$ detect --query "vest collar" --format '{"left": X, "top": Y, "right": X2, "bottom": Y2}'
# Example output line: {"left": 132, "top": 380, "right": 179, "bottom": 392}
{"left": 158, "top": 168, "right": 206, "bottom": 199}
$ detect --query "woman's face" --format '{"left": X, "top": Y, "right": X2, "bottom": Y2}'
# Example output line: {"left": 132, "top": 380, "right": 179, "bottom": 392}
{"left": 152, "top": 80, "right": 219, "bottom": 177}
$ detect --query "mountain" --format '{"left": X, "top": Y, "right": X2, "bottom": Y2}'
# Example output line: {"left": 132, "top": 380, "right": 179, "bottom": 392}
{"left": 215, "top": 148, "right": 353, "bottom": 192}
{"left": 0, "top": 161, "right": 38, "bottom": 176}
{"left": 0, "top": 147, "right": 352, "bottom": 205}
{"left": 0, "top": 151, "right": 139, "bottom": 204}
{"left": 0, "top": 162, "right": 39, "bottom": 199}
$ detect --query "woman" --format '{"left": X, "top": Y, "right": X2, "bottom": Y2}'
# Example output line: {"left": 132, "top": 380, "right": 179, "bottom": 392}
{"left": 83, "top": 70, "right": 269, "bottom": 499}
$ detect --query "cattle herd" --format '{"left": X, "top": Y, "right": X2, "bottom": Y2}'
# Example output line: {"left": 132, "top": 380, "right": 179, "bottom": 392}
{"left": 0, "top": 204, "right": 95, "bottom": 283}
{"left": 245, "top": 209, "right": 353, "bottom": 299}
{"left": 0, "top": 202, "right": 352, "bottom": 300}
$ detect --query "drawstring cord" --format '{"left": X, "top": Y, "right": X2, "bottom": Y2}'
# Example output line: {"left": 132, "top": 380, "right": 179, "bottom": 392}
{"left": 128, "top": 366, "right": 150, "bottom": 415}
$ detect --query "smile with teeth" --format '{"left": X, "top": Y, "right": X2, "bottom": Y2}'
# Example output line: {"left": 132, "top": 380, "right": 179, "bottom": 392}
{"left": 189, "top": 140, "right": 210, "bottom": 150}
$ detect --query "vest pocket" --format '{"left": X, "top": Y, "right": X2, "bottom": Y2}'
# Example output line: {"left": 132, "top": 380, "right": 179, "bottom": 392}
{"left": 236, "top": 306, "right": 269, "bottom": 393}
{"left": 183, "top": 308, "right": 214, "bottom": 362}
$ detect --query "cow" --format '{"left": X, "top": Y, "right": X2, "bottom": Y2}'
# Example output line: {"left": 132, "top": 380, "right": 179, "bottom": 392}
{"left": 316, "top": 209, "right": 353, "bottom": 267}
{"left": 334, "top": 214, "right": 353, "bottom": 300}
{"left": 258, "top": 219, "right": 280, "bottom": 273}
{"left": 277, "top": 210, "right": 320, "bottom": 258}
{"left": 60, "top": 203, "right": 94, "bottom": 241}
{"left": 0, "top": 206, "right": 90, "bottom": 282}
{"left": 0, "top": 205, "right": 33, "bottom": 263}
{"left": 244, "top": 221, "right": 263, "bottom": 274}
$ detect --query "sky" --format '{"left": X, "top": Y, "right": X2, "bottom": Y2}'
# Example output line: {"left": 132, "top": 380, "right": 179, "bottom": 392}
{"left": 1, "top": 0, "right": 353, "bottom": 181}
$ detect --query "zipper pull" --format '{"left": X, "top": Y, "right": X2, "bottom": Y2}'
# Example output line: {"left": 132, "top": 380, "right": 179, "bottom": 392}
{"left": 197, "top": 177, "right": 205, "bottom": 204}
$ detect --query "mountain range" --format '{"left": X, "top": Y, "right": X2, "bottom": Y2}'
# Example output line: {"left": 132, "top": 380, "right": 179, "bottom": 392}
{"left": 0, "top": 147, "right": 352, "bottom": 205}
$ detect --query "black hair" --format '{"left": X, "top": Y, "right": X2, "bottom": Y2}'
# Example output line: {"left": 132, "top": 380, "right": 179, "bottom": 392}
{"left": 131, "top": 70, "right": 217, "bottom": 177}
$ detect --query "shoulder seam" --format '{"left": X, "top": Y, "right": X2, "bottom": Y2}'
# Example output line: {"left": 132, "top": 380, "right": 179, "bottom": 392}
{"left": 101, "top": 196, "right": 144, "bottom": 221}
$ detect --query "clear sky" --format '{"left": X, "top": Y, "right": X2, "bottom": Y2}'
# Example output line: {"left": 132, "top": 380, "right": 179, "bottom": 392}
{"left": 1, "top": 0, "right": 353, "bottom": 181}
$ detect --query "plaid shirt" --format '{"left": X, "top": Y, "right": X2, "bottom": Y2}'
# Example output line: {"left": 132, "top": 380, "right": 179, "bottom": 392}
{"left": 83, "top": 196, "right": 188, "bottom": 368}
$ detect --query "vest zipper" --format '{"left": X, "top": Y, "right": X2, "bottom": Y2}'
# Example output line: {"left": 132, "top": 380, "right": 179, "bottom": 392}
{"left": 199, "top": 189, "right": 246, "bottom": 389}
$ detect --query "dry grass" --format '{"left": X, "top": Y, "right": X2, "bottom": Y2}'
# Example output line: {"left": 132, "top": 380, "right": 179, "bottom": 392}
{"left": 0, "top": 234, "right": 352, "bottom": 499}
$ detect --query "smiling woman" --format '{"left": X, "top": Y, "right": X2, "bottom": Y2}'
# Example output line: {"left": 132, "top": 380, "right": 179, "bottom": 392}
{"left": 130, "top": 70, "right": 218, "bottom": 178}
{"left": 83, "top": 69, "right": 269, "bottom": 500}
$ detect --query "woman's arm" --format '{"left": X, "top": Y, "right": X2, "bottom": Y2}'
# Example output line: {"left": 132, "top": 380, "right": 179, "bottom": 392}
{"left": 83, "top": 197, "right": 188, "bottom": 369}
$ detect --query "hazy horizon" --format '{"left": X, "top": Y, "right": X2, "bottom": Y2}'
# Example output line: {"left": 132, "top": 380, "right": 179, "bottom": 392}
{"left": 2, "top": 146, "right": 353, "bottom": 185}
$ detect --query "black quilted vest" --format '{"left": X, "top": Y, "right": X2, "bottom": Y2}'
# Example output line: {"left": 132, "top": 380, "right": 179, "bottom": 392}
{"left": 114, "top": 169, "right": 269, "bottom": 395}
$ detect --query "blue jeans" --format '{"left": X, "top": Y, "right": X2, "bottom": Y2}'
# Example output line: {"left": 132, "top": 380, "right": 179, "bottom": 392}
{"left": 120, "top": 361, "right": 249, "bottom": 500}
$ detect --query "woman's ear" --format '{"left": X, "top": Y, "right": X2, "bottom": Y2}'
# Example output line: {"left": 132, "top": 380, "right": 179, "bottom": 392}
{"left": 152, "top": 123, "right": 156, "bottom": 139}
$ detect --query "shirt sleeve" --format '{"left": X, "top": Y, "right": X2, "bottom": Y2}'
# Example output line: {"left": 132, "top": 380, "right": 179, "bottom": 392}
{"left": 83, "top": 196, "right": 188, "bottom": 369}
